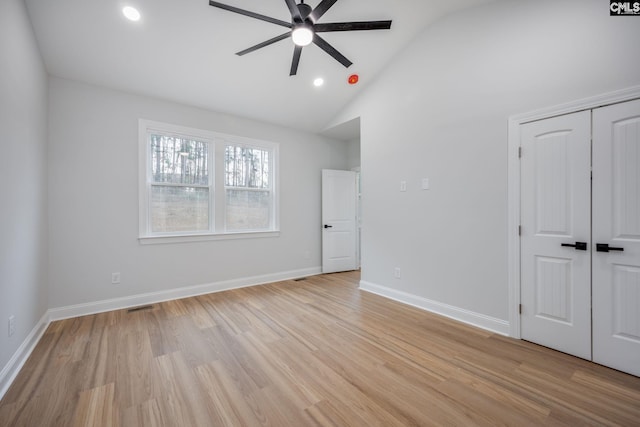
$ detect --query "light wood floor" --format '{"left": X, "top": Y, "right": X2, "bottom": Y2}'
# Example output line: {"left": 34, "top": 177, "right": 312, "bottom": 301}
{"left": 1, "top": 271, "right": 639, "bottom": 426}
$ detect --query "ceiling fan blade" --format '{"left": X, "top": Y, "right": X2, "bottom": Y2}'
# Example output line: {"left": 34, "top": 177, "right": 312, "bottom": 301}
{"left": 209, "top": 1, "right": 292, "bottom": 28}
{"left": 309, "top": 0, "right": 338, "bottom": 23}
{"left": 236, "top": 32, "right": 291, "bottom": 56}
{"left": 290, "top": 45, "right": 303, "bottom": 76}
{"left": 313, "top": 34, "right": 352, "bottom": 68}
{"left": 314, "top": 20, "right": 392, "bottom": 32}
{"left": 284, "top": 0, "right": 303, "bottom": 23}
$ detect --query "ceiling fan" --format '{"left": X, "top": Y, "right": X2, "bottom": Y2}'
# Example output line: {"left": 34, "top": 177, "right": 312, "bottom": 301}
{"left": 208, "top": 0, "right": 392, "bottom": 76}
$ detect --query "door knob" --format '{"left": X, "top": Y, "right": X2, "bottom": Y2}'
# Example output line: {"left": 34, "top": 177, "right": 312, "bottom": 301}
{"left": 596, "top": 243, "right": 624, "bottom": 253}
{"left": 324, "top": 224, "right": 333, "bottom": 229}
{"left": 561, "top": 242, "right": 587, "bottom": 251}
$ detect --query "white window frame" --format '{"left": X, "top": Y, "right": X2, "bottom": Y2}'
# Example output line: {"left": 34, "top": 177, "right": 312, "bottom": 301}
{"left": 138, "top": 119, "right": 279, "bottom": 244}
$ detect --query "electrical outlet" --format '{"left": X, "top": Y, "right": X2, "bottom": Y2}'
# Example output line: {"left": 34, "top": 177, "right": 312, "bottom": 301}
{"left": 394, "top": 267, "right": 401, "bottom": 279}
{"left": 112, "top": 272, "right": 121, "bottom": 284}
{"left": 8, "top": 315, "right": 15, "bottom": 337}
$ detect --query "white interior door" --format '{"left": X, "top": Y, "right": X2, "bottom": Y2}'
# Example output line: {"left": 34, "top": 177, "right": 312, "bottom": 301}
{"left": 322, "top": 169, "right": 357, "bottom": 273}
{"left": 520, "top": 111, "right": 592, "bottom": 360}
{"left": 592, "top": 99, "right": 640, "bottom": 377}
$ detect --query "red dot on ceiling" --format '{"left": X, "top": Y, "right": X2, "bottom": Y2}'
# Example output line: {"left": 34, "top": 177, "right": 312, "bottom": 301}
{"left": 348, "top": 74, "right": 359, "bottom": 85}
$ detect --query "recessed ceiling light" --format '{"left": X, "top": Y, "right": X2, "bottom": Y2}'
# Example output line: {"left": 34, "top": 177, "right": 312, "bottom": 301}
{"left": 123, "top": 6, "right": 141, "bottom": 22}
{"left": 313, "top": 78, "right": 324, "bottom": 87}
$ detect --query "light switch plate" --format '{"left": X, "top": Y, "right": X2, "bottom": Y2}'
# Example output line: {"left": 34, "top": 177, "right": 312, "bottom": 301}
{"left": 421, "top": 178, "right": 430, "bottom": 190}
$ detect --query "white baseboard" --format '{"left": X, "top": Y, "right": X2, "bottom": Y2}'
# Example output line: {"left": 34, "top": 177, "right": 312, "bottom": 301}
{"left": 359, "top": 280, "right": 510, "bottom": 336}
{"left": 48, "top": 267, "right": 322, "bottom": 321}
{"left": 0, "top": 311, "right": 50, "bottom": 401}
{"left": 0, "top": 267, "right": 320, "bottom": 401}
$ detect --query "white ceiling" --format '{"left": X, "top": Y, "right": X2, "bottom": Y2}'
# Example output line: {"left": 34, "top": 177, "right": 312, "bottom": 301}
{"left": 25, "top": 0, "right": 492, "bottom": 138}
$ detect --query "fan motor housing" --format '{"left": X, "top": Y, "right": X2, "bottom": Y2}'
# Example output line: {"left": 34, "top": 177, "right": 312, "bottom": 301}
{"left": 298, "top": 3, "right": 313, "bottom": 20}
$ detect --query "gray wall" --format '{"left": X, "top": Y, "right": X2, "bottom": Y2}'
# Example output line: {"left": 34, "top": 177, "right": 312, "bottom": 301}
{"left": 47, "top": 77, "right": 347, "bottom": 309}
{"left": 0, "top": 0, "right": 49, "bottom": 375}
{"left": 346, "top": 138, "right": 361, "bottom": 170}
{"left": 330, "top": 0, "right": 640, "bottom": 322}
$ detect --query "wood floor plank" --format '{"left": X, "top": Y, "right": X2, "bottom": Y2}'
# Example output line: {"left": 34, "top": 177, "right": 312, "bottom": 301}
{"left": 114, "top": 329, "right": 154, "bottom": 408}
{"left": 72, "top": 382, "right": 117, "bottom": 427}
{"left": 121, "top": 398, "right": 165, "bottom": 427}
{"left": 170, "top": 315, "right": 221, "bottom": 369}
{"left": 185, "top": 298, "right": 218, "bottom": 330}
{"left": 151, "top": 351, "right": 217, "bottom": 427}
{"left": 145, "top": 308, "right": 182, "bottom": 358}
{"left": 2, "top": 271, "right": 640, "bottom": 426}
{"left": 193, "top": 361, "right": 264, "bottom": 427}
{"left": 76, "top": 317, "right": 118, "bottom": 391}
{"left": 239, "top": 331, "right": 323, "bottom": 408}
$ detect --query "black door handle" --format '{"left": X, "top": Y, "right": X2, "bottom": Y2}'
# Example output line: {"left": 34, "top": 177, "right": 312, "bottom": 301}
{"left": 561, "top": 242, "right": 587, "bottom": 251}
{"left": 324, "top": 224, "right": 333, "bottom": 229}
{"left": 596, "top": 243, "right": 624, "bottom": 253}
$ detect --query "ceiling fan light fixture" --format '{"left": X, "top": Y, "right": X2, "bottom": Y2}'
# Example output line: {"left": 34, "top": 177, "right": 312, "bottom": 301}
{"left": 292, "top": 25, "right": 314, "bottom": 47}
{"left": 208, "top": 0, "right": 392, "bottom": 76}
{"left": 122, "top": 6, "right": 141, "bottom": 22}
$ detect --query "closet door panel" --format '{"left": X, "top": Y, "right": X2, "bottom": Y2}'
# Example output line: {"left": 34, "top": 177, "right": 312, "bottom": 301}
{"left": 592, "top": 98, "right": 640, "bottom": 377}
{"left": 520, "top": 111, "right": 592, "bottom": 360}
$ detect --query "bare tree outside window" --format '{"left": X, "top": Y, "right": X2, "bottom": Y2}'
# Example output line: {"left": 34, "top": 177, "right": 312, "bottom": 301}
{"left": 224, "top": 146, "right": 269, "bottom": 188}
{"left": 225, "top": 146, "right": 272, "bottom": 231}
{"left": 150, "top": 135, "right": 210, "bottom": 233}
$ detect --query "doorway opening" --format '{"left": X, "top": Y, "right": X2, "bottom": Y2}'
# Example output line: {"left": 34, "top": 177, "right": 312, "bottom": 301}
{"left": 321, "top": 117, "right": 361, "bottom": 271}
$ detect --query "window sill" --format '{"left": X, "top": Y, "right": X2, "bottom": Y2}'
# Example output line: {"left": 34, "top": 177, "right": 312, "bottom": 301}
{"left": 138, "top": 230, "right": 280, "bottom": 245}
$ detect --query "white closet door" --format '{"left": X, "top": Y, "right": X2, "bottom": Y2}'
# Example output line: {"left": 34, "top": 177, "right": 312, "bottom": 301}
{"left": 520, "top": 111, "right": 592, "bottom": 360}
{"left": 592, "top": 99, "right": 640, "bottom": 377}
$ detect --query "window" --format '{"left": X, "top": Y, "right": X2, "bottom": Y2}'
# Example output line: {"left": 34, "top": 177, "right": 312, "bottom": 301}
{"left": 225, "top": 145, "right": 272, "bottom": 231}
{"left": 149, "top": 134, "right": 211, "bottom": 233}
{"left": 139, "top": 120, "right": 278, "bottom": 242}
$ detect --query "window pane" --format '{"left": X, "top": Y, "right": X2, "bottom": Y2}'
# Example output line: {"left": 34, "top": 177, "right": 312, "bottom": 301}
{"left": 151, "top": 186, "right": 209, "bottom": 233}
{"left": 150, "top": 134, "right": 209, "bottom": 185}
{"left": 225, "top": 146, "right": 270, "bottom": 188}
{"left": 226, "top": 189, "right": 271, "bottom": 231}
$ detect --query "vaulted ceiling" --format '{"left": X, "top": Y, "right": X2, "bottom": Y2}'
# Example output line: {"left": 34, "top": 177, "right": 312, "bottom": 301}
{"left": 25, "top": 0, "right": 493, "bottom": 137}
